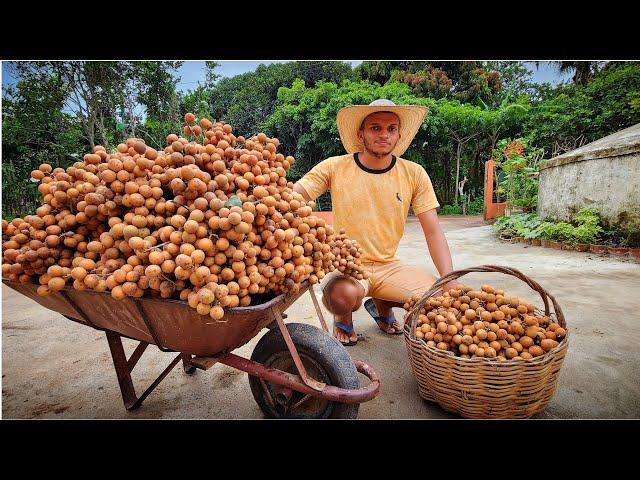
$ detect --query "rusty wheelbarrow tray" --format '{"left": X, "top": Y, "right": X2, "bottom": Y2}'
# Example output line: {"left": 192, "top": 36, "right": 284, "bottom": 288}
{"left": 3, "top": 279, "right": 380, "bottom": 418}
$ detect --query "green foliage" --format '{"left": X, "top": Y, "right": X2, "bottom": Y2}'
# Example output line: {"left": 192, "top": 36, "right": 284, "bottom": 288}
{"left": 468, "top": 197, "right": 484, "bottom": 214}
{"left": 180, "top": 85, "right": 212, "bottom": 120}
{"left": 439, "top": 196, "right": 484, "bottom": 215}
{"left": 209, "top": 61, "right": 354, "bottom": 137}
{"left": 314, "top": 192, "right": 333, "bottom": 212}
{"left": 136, "top": 117, "right": 182, "bottom": 150}
{"left": 2, "top": 76, "right": 86, "bottom": 218}
{"left": 439, "top": 204, "right": 464, "bottom": 215}
{"left": 493, "top": 213, "right": 542, "bottom": 238}
{"left": 484, "top": 61, "right": 539, "bottom": 102}
{"left": 453, "top": 62, "right": 502, "bottom": 108}
{"left": 133, "top": 61, "right": 183, "bottom": 121}
{"left": 390, "top": 66, "right": 452, "bottom": 99}
{"left": 573, "top": 207, "right": 601, "bottom": 227}
{"left": 524, "top": 62, "right": 640, "bottom": 156}
{"left": 493, "top": 138, "right": 543, "bottom": 210}
{"left": 354, "top": 61, "right": 430, "bottom": 85}
{"left": 493, "top": 208, "right": 604, "bottom": 244}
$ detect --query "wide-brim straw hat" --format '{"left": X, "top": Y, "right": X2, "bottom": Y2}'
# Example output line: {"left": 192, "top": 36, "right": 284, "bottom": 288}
{"left": 336, "top": 99, "right": 429, "bottom": 157}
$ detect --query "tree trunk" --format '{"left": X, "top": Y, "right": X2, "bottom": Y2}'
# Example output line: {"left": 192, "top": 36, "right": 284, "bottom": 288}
{"left": 87, "top": 117, "right": 96, "bottom": 150}
{"left": 455, "top": 141, "right": 461, "bottom": 204}
{"left": 96, "top": 109, "right": 109, "bottom": 149}
{"left": 443, "top": 155, "right": 450, "bottom": 203}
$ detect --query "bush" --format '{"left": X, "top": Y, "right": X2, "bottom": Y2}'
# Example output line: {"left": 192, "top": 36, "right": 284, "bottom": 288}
{"left": 439, "top": 204, "right": 464, "bottom": 215}
{"left": 493, "top": 208, "right": 604, "bottom": 244}
{"left": 468, "top": 197, "right": 484, "bottom": 214}
{"left": 438, "top": 197, "right": 483, "bottom": 215}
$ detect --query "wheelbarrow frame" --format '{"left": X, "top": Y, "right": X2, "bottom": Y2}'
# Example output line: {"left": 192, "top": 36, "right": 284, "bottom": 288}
{"left": 2, "top": 279, "right": 380, "bottom": 413}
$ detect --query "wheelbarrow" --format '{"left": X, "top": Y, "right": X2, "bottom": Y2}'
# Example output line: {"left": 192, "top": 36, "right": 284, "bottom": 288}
{"left": 2, "top": 279, "right": 380, "bottom": 419}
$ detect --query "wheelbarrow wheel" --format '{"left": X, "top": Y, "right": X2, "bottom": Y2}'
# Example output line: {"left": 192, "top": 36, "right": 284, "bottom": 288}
{"left": 249, "top": 322, "right": 360, "bottom": 419}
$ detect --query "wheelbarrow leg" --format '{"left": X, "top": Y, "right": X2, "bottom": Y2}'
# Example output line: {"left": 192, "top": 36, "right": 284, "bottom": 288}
{"left": 182, "top": 354, "right": 197, "bottom": 375}
{"left": 308, "top": 284, "right": 329, "bottom": 333}
{"left": 105, "top": 331, "right": 186, "bottom": 410}
{"left": 105, "top": 330, "right": 140, "bottom": 410}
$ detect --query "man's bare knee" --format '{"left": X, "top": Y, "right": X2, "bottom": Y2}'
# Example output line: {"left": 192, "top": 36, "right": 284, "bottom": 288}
{"left": 322, "top": 277, "right": 364, "bottom": 315}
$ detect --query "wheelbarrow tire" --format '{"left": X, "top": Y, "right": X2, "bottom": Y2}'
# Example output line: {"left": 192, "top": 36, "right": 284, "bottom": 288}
{"left": 249, "top": 322, "right": 360, "bottom": 419}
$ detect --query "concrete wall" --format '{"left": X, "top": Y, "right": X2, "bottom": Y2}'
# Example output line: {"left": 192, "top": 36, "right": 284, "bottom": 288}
{"left": 537, "top": 124, "right": 640, "bottom": 235}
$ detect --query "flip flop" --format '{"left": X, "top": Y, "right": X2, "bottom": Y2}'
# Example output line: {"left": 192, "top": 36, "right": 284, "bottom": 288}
{"left": 333, "top": 321, "right": 362, "bottom": 346}
{"left": 364, "top": 298, "right": 404, "bottom": 335}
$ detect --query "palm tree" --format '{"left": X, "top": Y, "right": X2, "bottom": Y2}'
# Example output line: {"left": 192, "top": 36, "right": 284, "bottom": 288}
{"left": 534, "top": 61, "right": 598, "bottom": 86}
{"left": 558, "top": 62, "right": 596, "bottom": 86}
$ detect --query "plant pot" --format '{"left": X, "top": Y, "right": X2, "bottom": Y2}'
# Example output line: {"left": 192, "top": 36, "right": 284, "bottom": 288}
{"left": 589, "top": 244, "right": 607, "bottom": 254}
{"left": 541, "top": 240, "right": 552, "bottom": 248}
{"left": 575, "top": 243, "right": 590, "bottom": 252}
{"left": 549, "top": 241, "right": 563, "bottom": 250}
{"left": 530, "top": 239, "right": 542, "bottom": 247}
{"left": 522, "top": 238, "right": 532, "bottom": 245}
{"left": 607, "top": 246, "right": 629, "bottom": 255}
{"left": 562, "top": 242, "right": 575, "bottom": 251}
{"left": 629, "top": 248, "right": 640, "bottom": 259}
{"left": 312, "top": 211, "right": 333, "bottom": 225}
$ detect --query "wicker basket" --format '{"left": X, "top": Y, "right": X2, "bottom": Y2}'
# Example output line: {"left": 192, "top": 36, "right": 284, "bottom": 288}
{"left": 403, "top": 265, "right": 569, "bottom": 419}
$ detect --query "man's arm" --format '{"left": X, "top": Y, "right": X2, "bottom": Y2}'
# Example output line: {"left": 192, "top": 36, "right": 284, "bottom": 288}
{"left": 293, "top": 182, "right": 312, "bottom": 202}
{"left": 417, "top": 209, "right": 461, "bottom": 292}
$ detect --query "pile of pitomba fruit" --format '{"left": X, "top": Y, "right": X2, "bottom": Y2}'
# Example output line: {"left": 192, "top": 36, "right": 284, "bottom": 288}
{"left": 404, "top": 284, "right": 566, "bottom": 360}
{"left": 2, "top": 113, "right": 369, "bottom": 321}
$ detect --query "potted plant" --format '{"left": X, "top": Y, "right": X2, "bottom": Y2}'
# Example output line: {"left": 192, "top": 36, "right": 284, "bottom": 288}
{"left": 571, "top": 209, "right": 605, "bottom": 254}
{"left": 575, "top": 243, "right": 590, "bottom": 252}
{"left": 549, "top": 240, "right": 563, "bottom": 250}
{"left": 536, "top": 221, "right": 556, "bottom": 248}
{"left": 608, "top": 246, "right": 629, "bottom": 255}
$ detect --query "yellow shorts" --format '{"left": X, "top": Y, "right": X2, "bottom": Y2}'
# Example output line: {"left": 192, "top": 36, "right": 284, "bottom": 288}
{"left": 321, "top": 260, "right": 437, "bottom": 305}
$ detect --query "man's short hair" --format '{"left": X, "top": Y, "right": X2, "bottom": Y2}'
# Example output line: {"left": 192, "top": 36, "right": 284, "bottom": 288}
{"left": 359, "top": 111, "right": 401, "bottom": 131}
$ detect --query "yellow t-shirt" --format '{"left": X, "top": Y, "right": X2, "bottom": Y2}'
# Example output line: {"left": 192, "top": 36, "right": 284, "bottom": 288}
{"left": 297, "top": 152, "right": 440, "bottom": 263}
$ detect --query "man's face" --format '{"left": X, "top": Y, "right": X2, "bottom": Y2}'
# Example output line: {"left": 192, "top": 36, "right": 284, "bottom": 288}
{"left": 357, "top": 111, "right": 401, "bottom": 158}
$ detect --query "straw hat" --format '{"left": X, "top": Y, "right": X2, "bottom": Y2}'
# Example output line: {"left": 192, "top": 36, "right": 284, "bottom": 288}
{"left": 336, "top": 99, "right": 429, "bottom": 157}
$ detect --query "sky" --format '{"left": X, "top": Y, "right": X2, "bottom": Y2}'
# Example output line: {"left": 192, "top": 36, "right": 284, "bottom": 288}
{"left": 1, "top": 60, "right": 573, "bottom": 95}
{"left": 174, "top": 61, "right": 572, "bottom": 92}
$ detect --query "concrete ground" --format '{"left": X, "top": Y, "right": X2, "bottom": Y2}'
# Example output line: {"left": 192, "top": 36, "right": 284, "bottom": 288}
{"left": 3, "top": 215, "right": 640, "bottom": 419}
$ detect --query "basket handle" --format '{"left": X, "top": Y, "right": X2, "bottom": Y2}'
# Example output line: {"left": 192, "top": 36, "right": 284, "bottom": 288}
{"left": 407, "top": 265, "right": 565, "bottom": 338}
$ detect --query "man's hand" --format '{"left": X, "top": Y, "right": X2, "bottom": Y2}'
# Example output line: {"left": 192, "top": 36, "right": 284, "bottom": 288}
{"left": 441, "top": 280, "right": 465, "bottom": 295}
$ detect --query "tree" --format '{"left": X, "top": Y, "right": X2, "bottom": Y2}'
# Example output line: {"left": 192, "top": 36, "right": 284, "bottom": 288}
{"left": 10, "top": 61, "right": 134, "bottom": 149}
{"left": 556, "top": 61, "right": 600, "bottom": 86}
{"left": 453, "top": 63, "right": 502, "bottom": 108}
{"left": 484, "top": 61, "right": 538, "bottom": 102}
{"left": 133, "top": 61, "right": 184, "bottom": 122}
{"left": 209, "top": 61, "right": 353, "bottom": 138}
{"left": 2, "top": 76, "right": 85, "bottom": 217}
{"left": 524, "top": 62, "right": 640, "bottom": 156}
{"left": 354, "top": 61, "right": 429, "bottom": 85}
{"left": 390, "top": 66, "right": 453, "bottom": 99}
{"left": 437, "top": 101, "right": 485, "bottom": 203}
